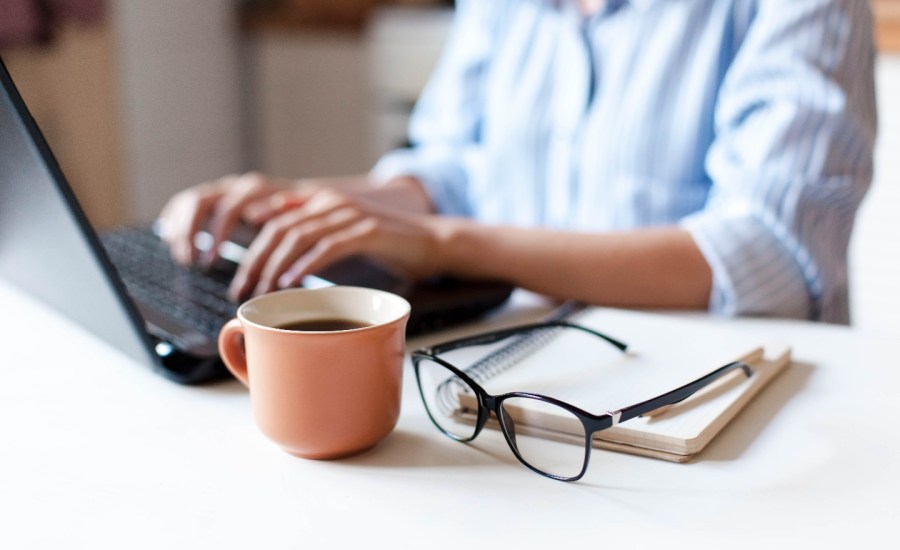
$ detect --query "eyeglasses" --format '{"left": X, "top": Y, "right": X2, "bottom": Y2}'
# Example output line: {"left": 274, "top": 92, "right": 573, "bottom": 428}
{"left": 411, "top": 321, "right": 753, "bottom": 482}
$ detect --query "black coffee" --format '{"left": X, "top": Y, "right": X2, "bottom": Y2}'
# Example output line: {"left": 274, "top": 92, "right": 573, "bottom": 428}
{"left": 276, "top": 318, "right": 370, "bottom": 332}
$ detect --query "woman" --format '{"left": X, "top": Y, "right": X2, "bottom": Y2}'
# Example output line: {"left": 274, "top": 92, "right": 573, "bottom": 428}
{"left": 159, "top": 0, "right": 876, "bottom": 323}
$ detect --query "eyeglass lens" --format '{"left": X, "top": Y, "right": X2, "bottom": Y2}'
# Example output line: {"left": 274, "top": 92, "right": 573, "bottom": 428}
{"left": 415, "top": 357, "right": 480, "bottom": 441}
{"left": 498, "top": 396, "right": 589, "bottom": 479}
{"left": 416, "top": 357, "right": 590, "bottom": 479}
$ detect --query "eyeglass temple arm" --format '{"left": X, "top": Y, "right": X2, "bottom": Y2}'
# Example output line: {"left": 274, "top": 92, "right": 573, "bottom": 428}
{"left": 425, "top": 321, "right": 628, "bottom": 356}
{"left": 611, "top": 361, "right": 753, "bottom": 425}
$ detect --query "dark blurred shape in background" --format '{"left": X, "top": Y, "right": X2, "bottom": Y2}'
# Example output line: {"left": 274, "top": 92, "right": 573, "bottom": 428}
{"left": 0, "top": 0, "right": 106, "bottom": 48}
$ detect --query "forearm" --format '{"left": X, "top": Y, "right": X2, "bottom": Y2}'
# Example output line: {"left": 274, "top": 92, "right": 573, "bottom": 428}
{"left": 436, "top": 220, "right": 712, "bottom": 309}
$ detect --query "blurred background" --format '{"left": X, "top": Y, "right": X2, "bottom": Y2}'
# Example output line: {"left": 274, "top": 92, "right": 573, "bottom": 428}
{"left": 1, "top": 0, "right": 454, "bottom": 228}
{"left": 1, "top": 0, "right": 899, "bottom": 332}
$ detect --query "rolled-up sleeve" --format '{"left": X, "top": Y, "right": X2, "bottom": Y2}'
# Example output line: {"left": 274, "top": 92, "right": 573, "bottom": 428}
{"left": 681, "top": 0, "right": 876, "bottom": 323}
{"left": 371, "top": 0, "right": 502, "bottom": 217}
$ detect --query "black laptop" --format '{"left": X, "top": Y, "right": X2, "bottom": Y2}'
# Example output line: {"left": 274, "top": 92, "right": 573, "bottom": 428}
{"left": 0, "top": 58, "right": 511, "bottom": 384}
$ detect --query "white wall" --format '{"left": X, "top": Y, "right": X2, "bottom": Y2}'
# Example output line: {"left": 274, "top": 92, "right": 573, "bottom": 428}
{"left": 849, "top": 55, "right": 900, "bottom": 333}
{"left": 367, "top": 7, "right": 453, "bottom": 157}
{"left": 112, "top": 0, "right": 245, "bottom": 223}
{"left": 248, "top": 32, "right": 372, "bottom": 179}
{"left": 247, "top": 6, "right": 453, "bottom": 180}
{"left": 108, "top": 4, "right": 452, "bottom": 220}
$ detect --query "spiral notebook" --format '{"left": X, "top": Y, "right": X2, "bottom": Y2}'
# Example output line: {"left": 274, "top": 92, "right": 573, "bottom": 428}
{"left": 452, "top": 307, "right": 791, "bottom": 462}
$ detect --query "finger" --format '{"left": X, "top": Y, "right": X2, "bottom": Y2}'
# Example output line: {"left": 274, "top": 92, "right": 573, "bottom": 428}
{"left": 171, "top": 188, "right": 223, "bottom": 265}
{"left": 205, "top": 174, "right": 275, "bottom": 264}
{"left": 277, "top": 218, "right": 380, "bottom": 290}
{"left": 228, "top": 208, "right": 310, "bottom": 301}
{"left": 229, "top": 191, "right": 359, "bottom": 300}
{"left": 253, "top": 208, "right": 365, "bottom": 296}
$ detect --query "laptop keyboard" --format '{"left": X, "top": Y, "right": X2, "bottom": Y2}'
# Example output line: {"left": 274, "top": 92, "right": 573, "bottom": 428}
{"left": 101, "top": 227, "right": 238, "bottom": 340}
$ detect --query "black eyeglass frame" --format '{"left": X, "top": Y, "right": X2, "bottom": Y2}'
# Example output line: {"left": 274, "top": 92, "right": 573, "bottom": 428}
{"left": 411, "top": 321, "right": 753, "bottom": 482}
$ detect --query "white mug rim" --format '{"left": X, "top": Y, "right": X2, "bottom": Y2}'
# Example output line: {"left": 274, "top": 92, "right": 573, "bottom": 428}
{"left": 236, "top": 286, "right": 411, "bottom": 334}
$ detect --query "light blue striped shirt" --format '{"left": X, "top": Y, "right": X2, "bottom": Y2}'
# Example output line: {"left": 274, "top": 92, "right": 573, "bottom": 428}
{"left": 372, "top": 0, "right": 877, "bottom": 323}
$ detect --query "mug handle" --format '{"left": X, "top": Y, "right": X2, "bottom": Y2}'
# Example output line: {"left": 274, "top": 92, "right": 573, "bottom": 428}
{"left": 218, "top": 318, "right": 249, "bottom": 387}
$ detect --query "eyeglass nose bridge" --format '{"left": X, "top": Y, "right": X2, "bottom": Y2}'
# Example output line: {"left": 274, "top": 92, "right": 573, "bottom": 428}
{"left": 482, "top": 395, "right": 522, "bottom": 450}
{"left": 479, "top": 394, "right": 529, "bottom": 453}
{"left": 473, "top": 395, "right": 521, "bottom": 460}
{"left": 458, "top": 391, "right": 493, "bottom": 441}
{"left": 497, "top": 405, "right": 518, "bottom": 448}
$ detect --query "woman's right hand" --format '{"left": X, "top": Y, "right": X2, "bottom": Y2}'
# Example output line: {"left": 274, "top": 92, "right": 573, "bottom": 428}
{"left": 158, "top": 172, "right": 298, "bottom": 266}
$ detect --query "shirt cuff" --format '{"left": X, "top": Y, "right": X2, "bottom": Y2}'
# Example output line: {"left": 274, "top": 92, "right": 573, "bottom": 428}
{"left": 370, "top": 148, "right": 472, "bottom": 217}
{"left": 681, "top": 210, "right": 813, "bottom": 320}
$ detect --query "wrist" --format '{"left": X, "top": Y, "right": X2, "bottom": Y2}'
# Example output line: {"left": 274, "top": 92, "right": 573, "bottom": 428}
{"left": 430, "top": 216, "right": 478, "bottom": 276}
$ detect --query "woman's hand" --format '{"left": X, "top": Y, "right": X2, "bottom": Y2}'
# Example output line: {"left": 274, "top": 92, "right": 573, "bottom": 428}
{"left": 158, "top": 172, "right": 296, "bottom": 266}
{"left": 158, "top": 171, "right": 442, "bottom": 301}
{"left": 228, "top": 187, "right": 450, "bottom": 301}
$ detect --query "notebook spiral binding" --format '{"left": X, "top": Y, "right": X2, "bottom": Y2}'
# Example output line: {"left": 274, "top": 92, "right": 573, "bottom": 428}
{"left": 462, "top": 301, "right": 587, "bottom": 385}
{"left": 463, "top": 328, "right": 563, "bottom": 385}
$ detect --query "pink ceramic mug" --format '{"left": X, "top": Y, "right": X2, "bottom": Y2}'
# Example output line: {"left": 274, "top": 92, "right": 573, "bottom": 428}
{"left": 218, "top": 286, "right": 410, "bottom": 459}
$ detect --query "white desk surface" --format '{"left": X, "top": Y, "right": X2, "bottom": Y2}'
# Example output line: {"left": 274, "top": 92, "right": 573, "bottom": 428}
{"left": 1, "top": 279, "right": 898, "bottom": 549}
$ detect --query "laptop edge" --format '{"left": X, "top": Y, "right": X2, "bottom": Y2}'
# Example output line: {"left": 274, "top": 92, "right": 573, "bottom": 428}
{"left": 0, "top": 58, "right": 229, "bottom": 384}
